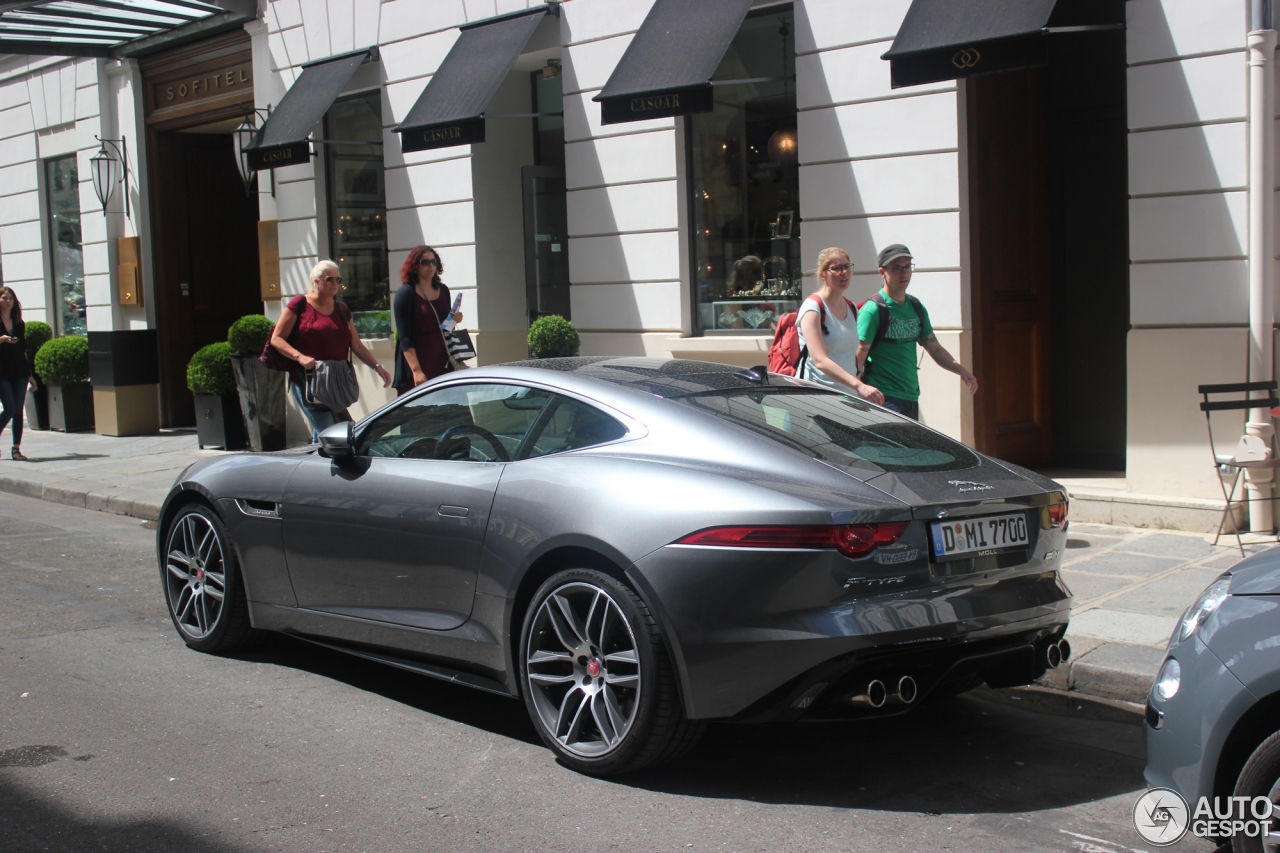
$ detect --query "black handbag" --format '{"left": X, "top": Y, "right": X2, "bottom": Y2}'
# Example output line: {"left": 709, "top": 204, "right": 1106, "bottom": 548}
{"left": 445, "top": 328, "right": 476, "bottom": 361}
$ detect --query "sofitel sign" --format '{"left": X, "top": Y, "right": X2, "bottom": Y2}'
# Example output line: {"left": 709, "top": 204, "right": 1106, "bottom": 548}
{"left": 165, "top": 65, "right": 251, "bottom": 102}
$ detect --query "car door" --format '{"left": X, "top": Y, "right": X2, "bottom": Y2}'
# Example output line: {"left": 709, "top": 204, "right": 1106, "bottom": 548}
{"left": 281, "top": 382, "right": 554, "bottom": 631}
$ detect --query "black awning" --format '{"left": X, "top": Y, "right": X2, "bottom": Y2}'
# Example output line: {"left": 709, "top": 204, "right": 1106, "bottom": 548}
{"left": 245, "top": 47, "right": 375, "bottom": 170}
{"left": 882, "top": 0, "right": 1121, "bottom": 89}
{"left": 395, "top": 5, "right": 552, "bottom": 153}
{"left": 593, "top": 0, "right": 752, "bottom": 126}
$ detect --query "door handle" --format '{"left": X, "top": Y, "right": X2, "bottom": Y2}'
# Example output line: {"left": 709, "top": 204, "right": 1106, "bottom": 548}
{"left": 438, "top": 505, "right": 469, "bottom": 518}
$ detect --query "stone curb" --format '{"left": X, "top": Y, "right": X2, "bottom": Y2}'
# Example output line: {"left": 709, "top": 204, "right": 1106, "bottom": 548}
{"left": 0, "top": 472, "right": 162, "bottom": 521}
{"left": 1038, "top": 638, "right": 1161, "bottom": 705}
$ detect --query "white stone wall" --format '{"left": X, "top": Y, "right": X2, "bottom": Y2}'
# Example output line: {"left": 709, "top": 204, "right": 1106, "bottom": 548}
{"left": 560, "top": 0, "right": 684, "bottom": 357}
{"left": 1125, "top": 0, "right": 1251, "bottom": 499}
{"left": 793, "top": 0, "right": 970, "bottom": 440}
{"left": 0, "top": 55, "right": 115, "bottom": 333}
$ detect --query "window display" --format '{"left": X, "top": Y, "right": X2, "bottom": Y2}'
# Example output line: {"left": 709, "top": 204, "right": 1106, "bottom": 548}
{"left": 325, "top": 91, "right": 389, "bottom": 335}
{"left": 46, "top": 155, "right": 85, "bottom": 336}
{"left": 688, "top": 6, "right": 799, "bottom": 335}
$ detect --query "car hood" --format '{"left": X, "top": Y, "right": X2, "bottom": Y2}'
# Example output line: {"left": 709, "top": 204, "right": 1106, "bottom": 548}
{"left": 1227, "top": 546, "right": 1280, "bottom": 594}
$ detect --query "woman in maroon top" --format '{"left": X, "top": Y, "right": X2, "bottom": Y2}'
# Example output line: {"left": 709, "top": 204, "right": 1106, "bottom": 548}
{"left": 270, "top": 259, "right": 390, "bottom": 442}
{"left": 392, "top": 245, "right": 464, "bottom": 396}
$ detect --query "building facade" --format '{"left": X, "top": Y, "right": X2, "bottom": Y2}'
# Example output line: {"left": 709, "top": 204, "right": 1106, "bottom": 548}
{"left": 0, "top": 0, "right": 1268, "bottom": 524}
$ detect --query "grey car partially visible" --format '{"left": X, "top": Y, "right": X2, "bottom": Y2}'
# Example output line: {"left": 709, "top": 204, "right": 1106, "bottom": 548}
{"left": 1145, "top": 553, "right": 1280, "bottom": 853}
{"left": 156, "top": 357, "right": 1072, "bottom": 775}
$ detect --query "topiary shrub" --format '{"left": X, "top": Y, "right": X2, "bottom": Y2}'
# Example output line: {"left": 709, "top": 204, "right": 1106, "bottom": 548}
{"left": 34, "top": 335, "right": 89, "bottom": 386}
{"left": 24, "top": 321, "right": 52, "bottom": 363}
{"left": 186, "top": 342, "right": 235, "bottom": 395}
{"left": 227, "top": 314, "right": 274, "bottom": 356}
{"left": 528, "top": 315, "right": 580, "bottom": 359}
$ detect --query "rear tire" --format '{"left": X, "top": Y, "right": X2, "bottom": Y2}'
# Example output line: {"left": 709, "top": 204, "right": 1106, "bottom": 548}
{"left": 1232, "top": 730, "right": 1280, "bottom": 853}
{"left": 161, "top": 504, "right": 260, "bottom": 654}
{"left": 519, "top": 568, "right": 704, "bottom": 775}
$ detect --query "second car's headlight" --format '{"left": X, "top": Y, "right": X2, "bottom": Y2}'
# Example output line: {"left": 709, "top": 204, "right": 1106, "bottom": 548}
{"left": 1177, "top": 574, "right": 1232, "bottom": 643}
{"left": 1155, "top": 658, "right": 1181, "bottom": 700}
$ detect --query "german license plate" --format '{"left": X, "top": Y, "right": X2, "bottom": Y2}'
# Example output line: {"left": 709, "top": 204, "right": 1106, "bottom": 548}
{"left": 930, "top": 513, "right": 1029, "bottom": 560}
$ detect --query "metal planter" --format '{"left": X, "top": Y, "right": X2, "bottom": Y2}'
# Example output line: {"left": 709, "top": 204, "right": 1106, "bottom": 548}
{"left": 230, "top": 356, "right": 286, "bottom": 452}
{"left": 194, "top": 391, "right": 248, "bottom": 450}
{"left": 47, "top": 383, "right": 94, "bottom": 432}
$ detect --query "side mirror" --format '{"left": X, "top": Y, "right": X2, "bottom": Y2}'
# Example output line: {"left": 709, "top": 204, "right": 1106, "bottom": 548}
{"left": 317, "top": 421, "right": 354, "bottom": 458}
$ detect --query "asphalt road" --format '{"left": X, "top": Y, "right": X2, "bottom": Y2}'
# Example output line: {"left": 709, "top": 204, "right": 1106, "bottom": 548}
{"left": 0, "top": 492, "right": 1216, "bottom": 853}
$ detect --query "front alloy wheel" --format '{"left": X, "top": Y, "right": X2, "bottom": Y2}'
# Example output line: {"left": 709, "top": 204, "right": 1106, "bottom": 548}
{"left": 520, "top": 569, "right": 703, "bottom": 775}
{"left": 1234, "top": 730, "right": 1280, "bottom": 853}
{"left": 162, "top": 504, "right": 258, "bottom": 653}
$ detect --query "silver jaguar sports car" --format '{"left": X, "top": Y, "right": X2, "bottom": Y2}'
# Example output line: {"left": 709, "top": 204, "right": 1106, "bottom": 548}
{"left": 157, "top": 357, "right": 1072, "bottom": 775}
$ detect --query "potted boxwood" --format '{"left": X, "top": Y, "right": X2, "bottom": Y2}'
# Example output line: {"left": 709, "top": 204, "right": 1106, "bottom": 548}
{"left": 33, "top": 335, "right": 93, "bottom": 432}
{"left": 528, "top": 315, "right": 580, "bottom": 358}
{"left": 188, "top": 342, "right": 247, "bottom": 450}
{"left": 227, "top": 314, "right": 285, "bottom": 452}
{"left": 22, "top": 320, "right": 52, "bottom": 430}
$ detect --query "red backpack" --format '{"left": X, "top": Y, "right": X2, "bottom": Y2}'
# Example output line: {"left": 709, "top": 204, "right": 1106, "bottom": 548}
{"left": 767, "top": 298, "right": 855, "bottom": 376}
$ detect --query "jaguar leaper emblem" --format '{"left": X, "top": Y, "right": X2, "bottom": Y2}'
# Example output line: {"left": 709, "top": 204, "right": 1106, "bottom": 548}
{"left": 948, "top": 480, "right": 993, "bottom": 492}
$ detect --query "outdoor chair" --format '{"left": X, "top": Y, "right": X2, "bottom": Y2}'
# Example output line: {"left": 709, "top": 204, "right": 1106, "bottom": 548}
{"left": 1199, "top": 380, "right": 1280, "bottom": 555}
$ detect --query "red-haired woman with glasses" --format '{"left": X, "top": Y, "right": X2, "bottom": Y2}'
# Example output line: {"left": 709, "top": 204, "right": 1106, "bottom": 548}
{"left": 391, "top": 245, "right": 463, "bottom": 396}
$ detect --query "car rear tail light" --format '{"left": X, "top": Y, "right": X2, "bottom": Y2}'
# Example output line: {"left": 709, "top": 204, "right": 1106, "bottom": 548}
{"left": 1046, "top": 500, "right": 1068, "bottom": 528}
{"left": 676, "top": 522, "right": 910, "bottom": 559}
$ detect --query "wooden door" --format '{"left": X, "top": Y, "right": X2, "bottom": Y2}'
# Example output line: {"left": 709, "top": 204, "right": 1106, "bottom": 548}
{"left": 967, "top": 69, "right": 1053, "bottom": 468}
{"left": 151, "top": 131, "right": 261, "bottom": 426}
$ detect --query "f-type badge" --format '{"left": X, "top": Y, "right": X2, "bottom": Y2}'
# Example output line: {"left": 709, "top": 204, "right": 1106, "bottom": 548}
{"left": 948, "top": 480, "right": 994, "bottom": 493}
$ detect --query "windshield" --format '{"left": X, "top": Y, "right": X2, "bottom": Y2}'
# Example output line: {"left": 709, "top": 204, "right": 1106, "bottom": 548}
{"left": 677, "top": 389, "right": 980, "bottom": 474}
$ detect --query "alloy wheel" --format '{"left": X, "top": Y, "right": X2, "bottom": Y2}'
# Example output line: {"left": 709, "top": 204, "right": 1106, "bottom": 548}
{"left": 525, "top": 582, "right": 642, "bottom": 758}
{"left": 164, "top": 511, "right": 227, "bottom": 641}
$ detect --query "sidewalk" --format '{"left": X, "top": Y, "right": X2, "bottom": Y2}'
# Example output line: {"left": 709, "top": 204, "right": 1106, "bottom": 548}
{"left": 0, "top": 428, "right": 1270, "bottom": 709}
{"left": 0, "top": 428, "right": 223, "bottom": 520}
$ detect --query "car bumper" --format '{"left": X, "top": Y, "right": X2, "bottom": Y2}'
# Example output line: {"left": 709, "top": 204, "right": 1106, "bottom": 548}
{"left": 627, "top": 545, "right": 1072, "bottom": 720}
{"left": 1144, "top": 636, "right": 1255, "bottom": 803}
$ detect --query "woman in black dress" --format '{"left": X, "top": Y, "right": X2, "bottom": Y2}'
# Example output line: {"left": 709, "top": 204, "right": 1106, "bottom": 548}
{"left": 392, "top": 245, "right": 464, "bottom": 396}
{"left": 0, "top": 287, "right": 31, "bottom": 460}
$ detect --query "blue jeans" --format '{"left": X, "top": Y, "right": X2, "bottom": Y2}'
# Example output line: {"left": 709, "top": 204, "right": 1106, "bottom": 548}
{"left": 881, "top": 395, "right": 919, "bottom": 421}
{"left": 290, "top": 380, "right": 336, "bottom": 444}
{"left": 0, "top": 376, "right": 26, "bottom": 447}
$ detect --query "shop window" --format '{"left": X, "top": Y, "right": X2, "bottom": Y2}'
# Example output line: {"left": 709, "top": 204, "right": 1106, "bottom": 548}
{"left": 324, "top": 90, "right": 389, "bottom": 336}
{"left": 688, "top": 6, "right": 799, "bottom": 335}
{"left": 45, "top": 155, "right": 85, "bottom": 336}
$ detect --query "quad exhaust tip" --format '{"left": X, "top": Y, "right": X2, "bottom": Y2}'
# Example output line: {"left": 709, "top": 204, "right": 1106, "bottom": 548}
{"left": 849, "top": 679, "right": 888, "bottom": 708}
{"left": 897, "top": 675, "right": 917, "bottom": 704}
{"left": 1044, "top": 639, "right": 1071, "bottom": 669}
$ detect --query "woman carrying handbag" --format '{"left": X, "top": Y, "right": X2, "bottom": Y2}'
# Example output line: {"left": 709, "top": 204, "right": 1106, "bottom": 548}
{"left": 392, "top": 245, "right": 465, "bottom": 397}
{"left": 269, "top": 259, "right": 391, "bottom": 443}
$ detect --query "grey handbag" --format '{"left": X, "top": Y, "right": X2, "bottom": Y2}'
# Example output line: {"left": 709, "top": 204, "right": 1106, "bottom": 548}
{"left": 307, "top": 359, "right": 360, "bottom": 411}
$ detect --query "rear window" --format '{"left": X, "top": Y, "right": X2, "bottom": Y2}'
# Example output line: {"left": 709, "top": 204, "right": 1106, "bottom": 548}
{"left": 676, "top": 389, "right": 980, "bottom": 474}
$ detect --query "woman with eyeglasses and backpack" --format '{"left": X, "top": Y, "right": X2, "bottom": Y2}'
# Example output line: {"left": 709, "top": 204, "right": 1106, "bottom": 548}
{"left": 269, "top": 259, "right": 391, "bottom": 443}
{"left": 796, "top": 247, "right": 884, "bottom": 405}
{"left": 391, "top": 245, "right": 464, "bottom": 397}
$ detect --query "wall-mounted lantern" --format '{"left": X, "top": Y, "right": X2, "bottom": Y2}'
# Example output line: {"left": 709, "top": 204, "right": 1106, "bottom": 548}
{"left": 90, "top": 136, "right": 129, "bottom": 218}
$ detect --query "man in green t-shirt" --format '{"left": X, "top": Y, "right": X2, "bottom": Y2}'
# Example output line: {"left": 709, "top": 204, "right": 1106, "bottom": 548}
{"left": 855, "top": 244, "right": 978, "bottom": 420}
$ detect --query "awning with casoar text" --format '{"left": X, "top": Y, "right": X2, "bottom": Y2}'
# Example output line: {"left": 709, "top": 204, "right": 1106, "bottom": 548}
{"left": 592, "top": 0, "right": 753, "bottom": 126}
{"left": 394, "top": 4, "right": 555, "bottom": 153}
{"left": 244, "top": 46, "right": 377, "bottom": 171}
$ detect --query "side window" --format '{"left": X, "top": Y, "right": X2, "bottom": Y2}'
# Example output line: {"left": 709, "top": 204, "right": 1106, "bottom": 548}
{"left": 523, "top": 396, "right": 627, "bottom": 460}
{"left": 357, "top": 384, "right": 552, "bottom": 461}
